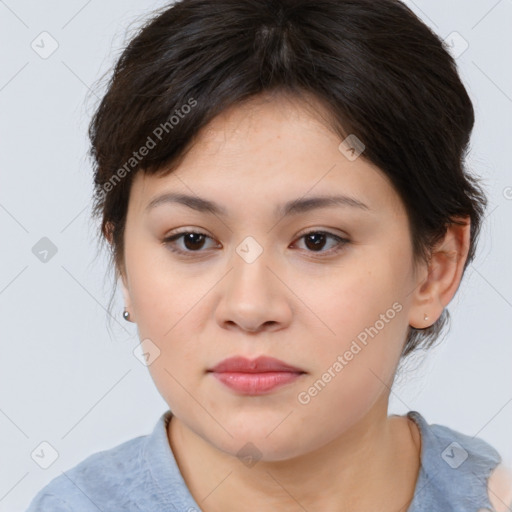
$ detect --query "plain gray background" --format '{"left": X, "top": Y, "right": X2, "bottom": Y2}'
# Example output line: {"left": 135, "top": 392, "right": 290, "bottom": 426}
{"left": 1, "top": 1, "right": 511, "bottom": 510}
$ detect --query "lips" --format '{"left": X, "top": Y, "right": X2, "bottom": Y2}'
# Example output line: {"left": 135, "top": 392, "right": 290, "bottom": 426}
{"left": 207, "top": 356, "right": 306, "bottom": 395}
{"left": 207, "top": 355, "right": 305, "bottom": 374}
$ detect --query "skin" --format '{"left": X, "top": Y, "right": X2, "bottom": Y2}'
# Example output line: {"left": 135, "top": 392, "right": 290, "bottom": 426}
{"left": 116, "top": 92, "right": 471, "bottom": 511}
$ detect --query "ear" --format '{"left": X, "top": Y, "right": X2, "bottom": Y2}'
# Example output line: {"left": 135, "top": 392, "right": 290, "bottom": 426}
{"left": 104, "top": 221, "right": 114, "bottom": 245}
{"left": 408, "top": 216, "right": 471, "bottom": 329}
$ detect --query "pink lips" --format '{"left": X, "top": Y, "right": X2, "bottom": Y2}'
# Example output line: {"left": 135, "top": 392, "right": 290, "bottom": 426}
{"left": 207, "top": 356, "right": 305, "bottom": 395}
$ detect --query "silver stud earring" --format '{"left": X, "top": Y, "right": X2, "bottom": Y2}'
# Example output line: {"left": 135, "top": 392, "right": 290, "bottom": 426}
{"left": 123, "top": 309, "right": 131, "bottom": 321}
{"left": 424, "top": 313, "right": 429, "bottom": 321}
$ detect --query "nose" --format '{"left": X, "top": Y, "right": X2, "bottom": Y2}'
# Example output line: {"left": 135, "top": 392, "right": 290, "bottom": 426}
{"left": 214, "top": 247, "right": 292, "bottom": 334}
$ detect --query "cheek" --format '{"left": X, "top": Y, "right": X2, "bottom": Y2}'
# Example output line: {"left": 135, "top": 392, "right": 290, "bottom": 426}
{"left": 125, "top": 252, "right": 211, "bottom": 402}
{"left": 300, "top": 253, "right": 410, "bottom": 401}
{"left": 130, "top": 275, "right": 207, "bottom": 378}
{"left": 292, "top": 273, "right": 408, "bottom": 450}
{"left": 307, "top": 255, "right": 406, "bottom": 343}
{"left": 126, "top": 239, "right": 206, "bottom": 335}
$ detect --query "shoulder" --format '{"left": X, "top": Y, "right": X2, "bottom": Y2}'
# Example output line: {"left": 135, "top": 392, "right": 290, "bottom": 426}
{"left": 26, "top": 434, "right": 149, "bottom": 511}
{"left": 406, "top": 411, "right": 506, "bottom": 511}
{"left": 487, "top": 463, "right": 512, "bottom": 512}
{"left": 25, "top": 493, "right": 73, "bottom": 512}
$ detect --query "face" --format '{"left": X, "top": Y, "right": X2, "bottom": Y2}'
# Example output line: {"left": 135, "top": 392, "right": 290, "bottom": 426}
{"left": 120, "top": 93, "right": 422, "bottom": 461}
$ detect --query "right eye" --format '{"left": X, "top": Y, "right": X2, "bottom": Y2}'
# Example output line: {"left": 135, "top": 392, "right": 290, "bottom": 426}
{"left": 162, "top": 230, "right": 220, "bottom": 256}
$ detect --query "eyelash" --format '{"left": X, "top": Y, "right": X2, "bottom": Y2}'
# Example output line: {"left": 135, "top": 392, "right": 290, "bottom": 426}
{"left": 162, "top": 229, "right": 350, "bottom": 259}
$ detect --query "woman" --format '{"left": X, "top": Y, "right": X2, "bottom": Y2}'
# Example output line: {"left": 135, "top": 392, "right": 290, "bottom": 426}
{"left": 27, "top": 0, "right": 512, "bottom": 510}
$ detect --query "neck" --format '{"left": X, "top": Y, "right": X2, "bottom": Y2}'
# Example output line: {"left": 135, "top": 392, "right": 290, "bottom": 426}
{"left": 167, "top": 403, "right": 421, "bottom": 512}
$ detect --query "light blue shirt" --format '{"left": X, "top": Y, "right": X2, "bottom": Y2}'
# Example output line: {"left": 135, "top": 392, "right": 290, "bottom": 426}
{"left": 26, "top": 410, "right": 502, "bottom": 511}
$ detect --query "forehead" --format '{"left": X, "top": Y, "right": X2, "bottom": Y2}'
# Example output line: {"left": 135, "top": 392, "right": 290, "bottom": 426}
{"left": 129, "top": 95, "right": 406, "bottom": 221}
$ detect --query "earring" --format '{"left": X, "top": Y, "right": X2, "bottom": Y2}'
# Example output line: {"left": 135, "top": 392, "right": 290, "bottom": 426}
{"left": 424, "top": 313, "right": 429, "bottom": 321}
{"left": 123, "top": 308, "right": 131, "bottom": 321}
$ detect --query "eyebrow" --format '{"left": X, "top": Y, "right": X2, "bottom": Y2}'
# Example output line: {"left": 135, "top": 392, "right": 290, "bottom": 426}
{"left": 144, "top": 192, "right": 371, "bottom": 218}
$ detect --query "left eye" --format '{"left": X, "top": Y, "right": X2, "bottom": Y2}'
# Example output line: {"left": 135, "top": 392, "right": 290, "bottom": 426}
{"left": 162, "top": 230, "right": 349, "bottom": 256}
{"left": 294, "top": 230, "right": 349, "bottom": 254}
